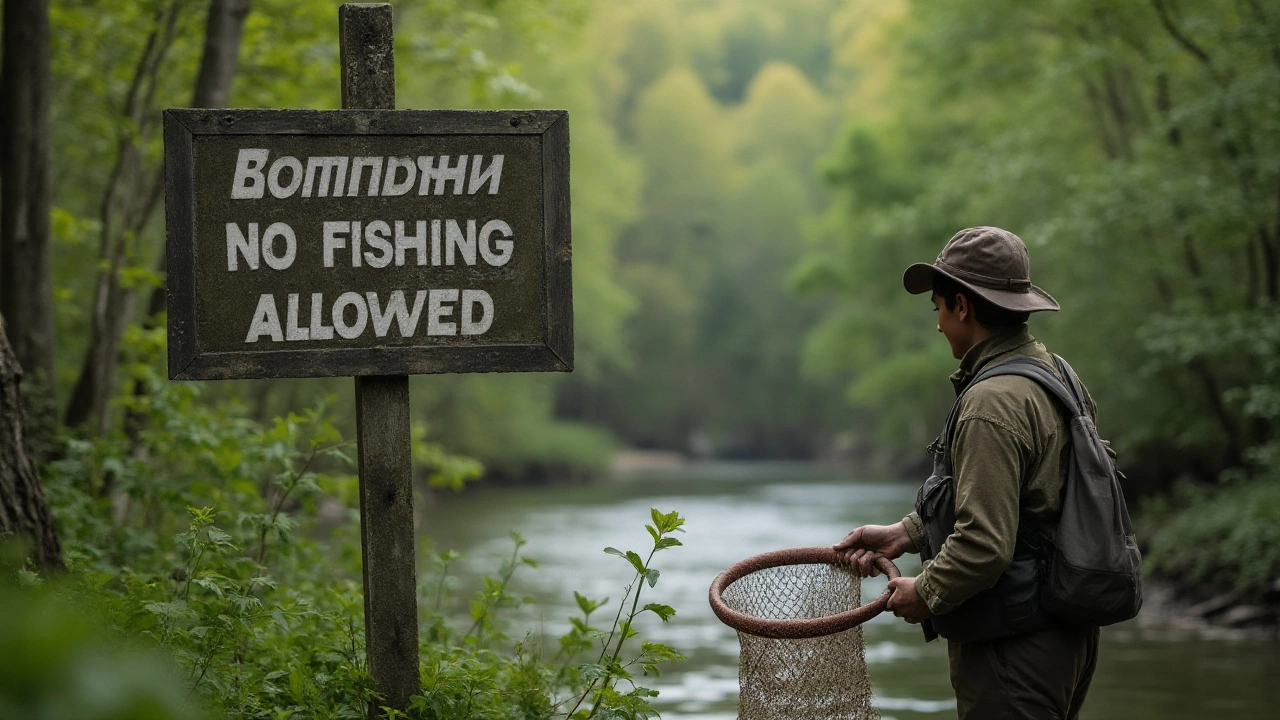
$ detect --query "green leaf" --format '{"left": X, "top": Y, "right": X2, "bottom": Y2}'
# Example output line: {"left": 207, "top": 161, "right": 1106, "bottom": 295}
{"left": 574, "top": 591, "right": 606, "bottom": 616}
{"left": 193, "top": 576, "right": 227, "bottom": 598}
{"left": 629, "top": 686, "right": 659, "bottom": 697}
{"left": 643, "top": 603, "right": 675, "bottom": 622}
{"left": 624, "top": 550, "right": 647, "bottom": 574}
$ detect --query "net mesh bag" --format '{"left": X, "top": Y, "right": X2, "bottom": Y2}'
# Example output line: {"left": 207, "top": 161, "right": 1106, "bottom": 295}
{"left": 709, "top": 548, "right": 898, "bottom": 720}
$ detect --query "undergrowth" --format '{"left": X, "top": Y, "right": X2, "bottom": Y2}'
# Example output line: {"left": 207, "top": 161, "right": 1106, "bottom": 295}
{"left": 1141, "top": 474, "right": 1280, "bottom": 598}
{"left": 5, "top": 338, "right": 685, "bottom": 718}
{"left": 1139, "top": 307, "right": 1280, "bottom": 600}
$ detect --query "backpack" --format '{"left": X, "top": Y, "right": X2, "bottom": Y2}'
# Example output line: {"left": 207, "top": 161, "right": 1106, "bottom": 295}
{"left": 980, "top": 354, "right": 1144, "bottom": 626}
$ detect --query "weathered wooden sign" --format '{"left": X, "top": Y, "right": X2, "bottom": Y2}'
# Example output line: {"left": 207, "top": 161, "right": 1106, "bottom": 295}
{"left": 164, "top": 108, "right": 571, "bottom": 380}
{"left": 162, "top": 6, "right": 574, "bottom": 716}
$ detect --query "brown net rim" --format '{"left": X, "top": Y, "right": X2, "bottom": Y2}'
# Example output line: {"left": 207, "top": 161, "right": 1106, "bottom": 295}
{"left": 707, "top": 547, "right": 900, "bottom": 640}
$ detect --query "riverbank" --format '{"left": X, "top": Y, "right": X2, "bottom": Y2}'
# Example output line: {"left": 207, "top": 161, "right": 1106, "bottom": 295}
{"left": 1139, "top": 577, "right": 1280, "bottom": 640}
{"left": 598, "top": 454, "right": 1280, "bottom": 644}
{"left": 419, "top": 464, "right": 1280, "bottom": 719}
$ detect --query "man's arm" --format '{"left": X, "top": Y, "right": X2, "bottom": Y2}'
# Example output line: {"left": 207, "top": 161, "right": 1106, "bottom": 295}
{"left": 913, "top": 412, "right": 1028, "bottom": 615}
{"left": 833, "top": 521, "right": 935, "bottom": 622}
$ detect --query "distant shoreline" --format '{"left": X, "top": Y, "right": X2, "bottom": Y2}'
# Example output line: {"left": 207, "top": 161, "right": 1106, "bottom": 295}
{"left": 1133, "top": 578, "right": 1279, "bottom": 640}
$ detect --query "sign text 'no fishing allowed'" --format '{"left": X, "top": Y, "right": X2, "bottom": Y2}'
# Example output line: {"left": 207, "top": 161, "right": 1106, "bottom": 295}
{"left": 163, "top": 4, "right": 571, "bottom": 717}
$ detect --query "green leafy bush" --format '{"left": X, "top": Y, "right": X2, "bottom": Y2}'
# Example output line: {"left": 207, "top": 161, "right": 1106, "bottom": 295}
{"left": 0, "top": 568, "right": 201, "bottom": 720}
{"left": 20, "top": 355, "right": 684, "bottom": 718}
{"left": 1143, "top": 476, "right": 1280, "bottom": 597}
{"left": 1140, "top": 304, "right": 1280, "bottom": 597}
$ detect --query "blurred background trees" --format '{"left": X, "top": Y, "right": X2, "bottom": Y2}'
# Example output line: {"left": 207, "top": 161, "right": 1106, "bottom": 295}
{"left": 4, "top": 0, "right": 1276, "bottom": 486}
{"left": 796, "top": 0, "right": 1280, "bottom": 497}
{"left": 0, "top": 0, "right": 1274, "bottom": 602}
{"left": 1, "top": 0, "right": 1278, "bottom": 714}
{"left": 14, "top": 0, "right": 869, "bottom": 483}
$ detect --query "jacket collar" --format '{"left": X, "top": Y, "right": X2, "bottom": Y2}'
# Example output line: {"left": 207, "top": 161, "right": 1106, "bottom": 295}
{"left": 950, "top": 324, "right": 1037, "bottom": 394}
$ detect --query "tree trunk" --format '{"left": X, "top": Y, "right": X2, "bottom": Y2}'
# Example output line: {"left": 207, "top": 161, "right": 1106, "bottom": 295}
{"left": 66, "top": 0, "right": 253, "bottom": 436}
{"left": 0, "top": 314, "right": 63, "bottom": 571}
{"left": 139, "top": 0, "right": 253, "bottom": 327}
{"left": 64, "top": 2, "right": 182, "bottom": 433}
{"left": 0, "top": 0, "right": 56, "bottom": 411}
{"left": 89, "top": 0, "right": 254, "bottom": 501}
{"left": 191, "top": 0, "right": 252, "bottom": 110}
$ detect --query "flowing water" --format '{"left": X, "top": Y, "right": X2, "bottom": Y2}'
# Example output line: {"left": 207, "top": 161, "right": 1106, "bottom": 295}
{"left": 419, "top": 463, "right": 1280, "bottom": 719}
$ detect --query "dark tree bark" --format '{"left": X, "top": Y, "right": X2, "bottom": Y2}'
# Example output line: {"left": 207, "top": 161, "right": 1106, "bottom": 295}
{"left": 0, "top": 314, "right": 63, "bottom": 571}
{"left": 0, "top": 0, "right": 56, "bottom": 402}
{"left": 191, "top": 0, "right": 252, "bottom": 110}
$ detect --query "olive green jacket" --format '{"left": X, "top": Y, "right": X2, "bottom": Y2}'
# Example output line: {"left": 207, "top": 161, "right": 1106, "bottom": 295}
{"left": 901, "top": 325, "right": 1094, "bottom": 616}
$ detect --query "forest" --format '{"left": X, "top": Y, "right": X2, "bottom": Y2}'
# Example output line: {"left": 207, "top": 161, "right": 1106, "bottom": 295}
{"left": 1, "top": 0, "right": 1278, "bottom": 717}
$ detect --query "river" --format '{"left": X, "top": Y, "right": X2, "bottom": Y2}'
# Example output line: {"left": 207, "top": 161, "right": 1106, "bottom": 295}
{"left": 419, "top": 463, "right": 1280, "bottom": 719}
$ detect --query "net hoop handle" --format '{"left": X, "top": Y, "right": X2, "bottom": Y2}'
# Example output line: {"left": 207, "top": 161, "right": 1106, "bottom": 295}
{"left": 708, "top": 547, "right": 901, "bottom": 640}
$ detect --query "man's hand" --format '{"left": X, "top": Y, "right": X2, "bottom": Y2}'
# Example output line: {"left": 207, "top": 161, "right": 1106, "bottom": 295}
{"left": 886, "top": 576, "right": 931, "bottom": 624}
{"left": 832, "top": 522, "right": 912, "bottom": 577}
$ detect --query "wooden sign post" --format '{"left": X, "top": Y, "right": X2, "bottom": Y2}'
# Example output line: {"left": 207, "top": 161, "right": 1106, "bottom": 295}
{"left": 163, "top": 4, "right": 571, "bottom": 716}
{"left": 342, "top": 6, "right": 418, "bottom": 713}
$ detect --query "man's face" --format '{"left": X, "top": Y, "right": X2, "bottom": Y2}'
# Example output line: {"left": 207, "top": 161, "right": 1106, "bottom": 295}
{"left": 931, "top": 291, "right": 968, "bottom": 359}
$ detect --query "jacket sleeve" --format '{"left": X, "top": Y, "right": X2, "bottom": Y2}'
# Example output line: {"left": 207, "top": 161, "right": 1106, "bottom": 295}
{"left": 914, "top": 411, "right": 1029, "bottom": 615}
{"left": 901, "top": 512, "right": 924, "bottom": 554}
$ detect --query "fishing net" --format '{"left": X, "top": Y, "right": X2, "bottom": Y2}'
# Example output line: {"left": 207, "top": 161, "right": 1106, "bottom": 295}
{"left": 708, "top": 548, "right": 898, "bottom": 720}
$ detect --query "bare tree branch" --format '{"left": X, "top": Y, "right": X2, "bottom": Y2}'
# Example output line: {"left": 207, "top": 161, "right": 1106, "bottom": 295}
{"left": 1150, "top": 0, "right": 1218, "bottom": 74}
{"left": 66, "top": 1, "right": 183, "bottom": 434}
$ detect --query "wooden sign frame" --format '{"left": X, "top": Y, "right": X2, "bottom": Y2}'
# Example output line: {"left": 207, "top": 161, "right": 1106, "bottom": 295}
{"left": 163, "top": 108, "right": 572, "bottom": 381}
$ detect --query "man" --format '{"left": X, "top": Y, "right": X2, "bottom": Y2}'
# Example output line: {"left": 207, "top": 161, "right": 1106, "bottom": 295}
{"left": 834, "top": 226, "right": 1099, "bottom": 719}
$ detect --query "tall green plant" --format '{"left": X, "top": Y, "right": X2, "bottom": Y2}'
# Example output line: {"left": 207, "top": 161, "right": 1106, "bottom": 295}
{"left": 409, "top": 509, "right": 687, "bottom": 720}
{"left": 561, "top": 509, "right": 685, "bottom": 719}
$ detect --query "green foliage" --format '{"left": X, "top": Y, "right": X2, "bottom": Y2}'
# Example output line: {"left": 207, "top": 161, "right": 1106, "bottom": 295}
{"left": 403, "top": 508, "right": 686, "bottom": 720}
{"left": 798, "top": 0, "right": 1280, "bottom": 474}
{"left": 555, "top": 1, "right": 857, "bottom": 457}
{"left": 44, "top": 0, "right": 887, "bottom": 472}
{"left": 20, "top": 346, "right": 686, "bottom": 719}
{"left": 412, "top": 422, "right": 485, "bottom": 492}
{"left": 45, "top": 0, "right": 636, "bottom": 481}
{"left": 1142, "top": 475, "right": 1280, "bottom": 597}
{"left": 556, "top": 508, "right": 686, "bottom": 720}
{"left": 26, "top": 316, "right": 680, "bottom": 717}
{"left": 1140, "top": 303, "right": 1280, "bottom": 593}
{"left": 414, "top": 375, "right": 617, "bottom": 480}
{"left": 0, "top": 563, "right": 201, "bottom": 720}
{"left": 38, "top": 364, "right": 382, "bottom": 716}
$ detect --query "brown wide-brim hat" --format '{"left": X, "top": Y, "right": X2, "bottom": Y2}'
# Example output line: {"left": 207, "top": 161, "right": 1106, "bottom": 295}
{"left": 903, "top": 226, "right": 1059, "bottom": 313}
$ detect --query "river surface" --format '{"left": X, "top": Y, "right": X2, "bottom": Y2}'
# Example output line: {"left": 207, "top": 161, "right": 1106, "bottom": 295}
{"left": 419, "top": 463, "right": 1280, "bottom": 719}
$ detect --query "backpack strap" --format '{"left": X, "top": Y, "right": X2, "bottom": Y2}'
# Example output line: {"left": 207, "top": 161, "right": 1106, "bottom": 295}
{"left": 942, "top": 356, "right": 1089, "bottom": 556}
{"left": 1048, "top": 354, "right": 1093, "bottom": 416}
{"left": 938, "top": 355, "right": 1086, "bottom": 458}
{"left": 971, "top": 356, "right": 1086, "bottom": 419}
